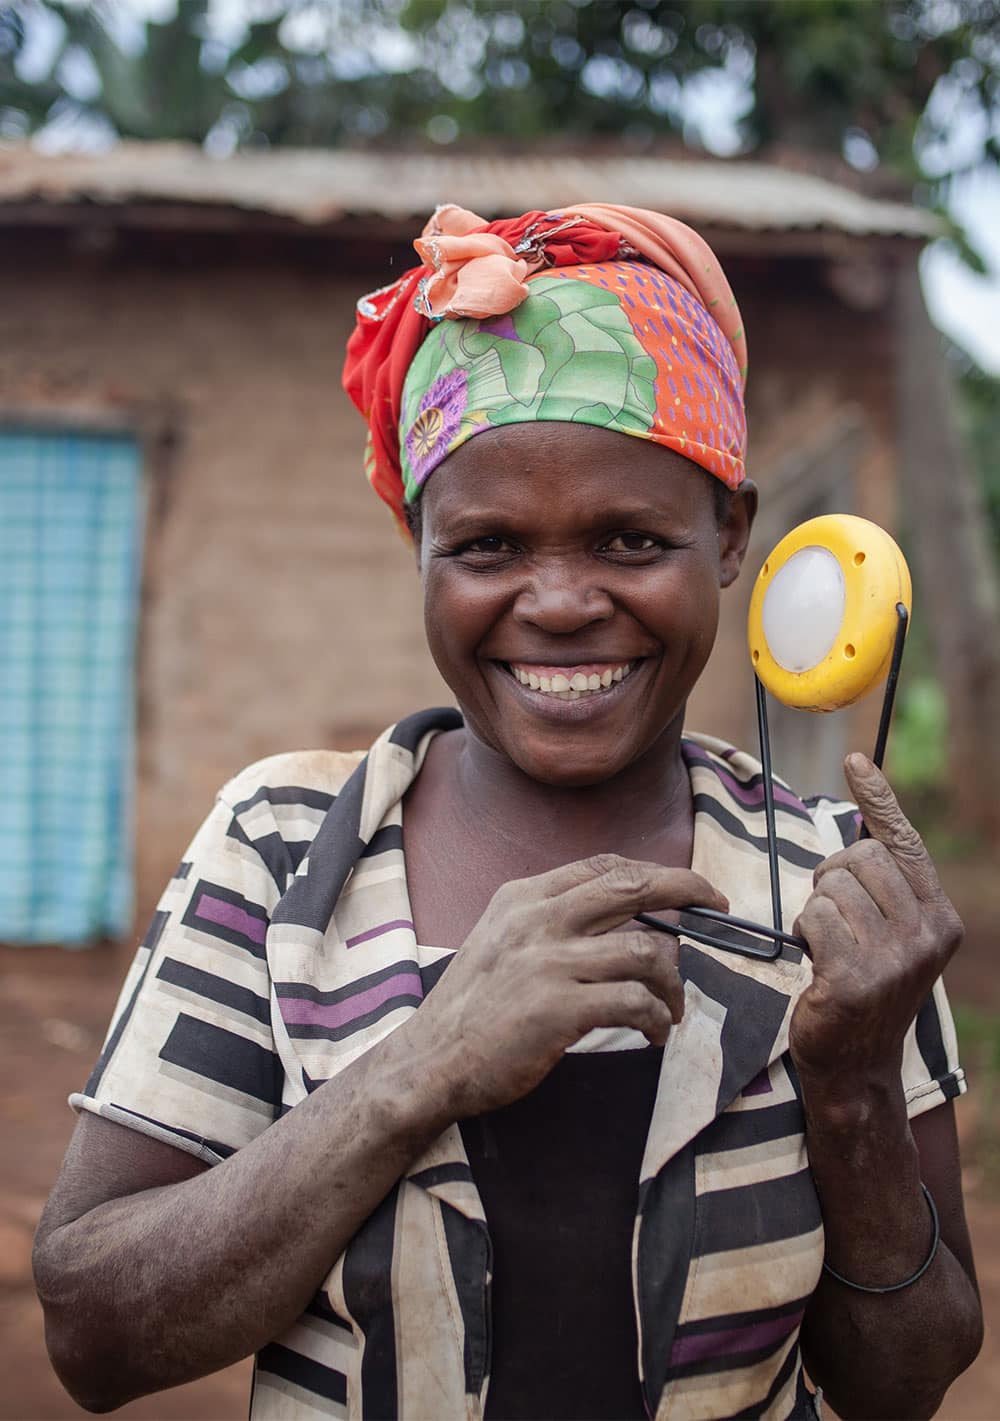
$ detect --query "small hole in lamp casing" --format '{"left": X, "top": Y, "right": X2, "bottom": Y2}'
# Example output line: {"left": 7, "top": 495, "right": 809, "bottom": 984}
{"left": 752, "top": 649, "right": 760, "bottom": 664}
{"left": 853, "top": 551, "right": 866, "bottom": 566}
{"left": 762, "top": 561, "right": 769, "bottom": 576}
{"left": 844, "top": 644, "right": 856, "bottom": 659}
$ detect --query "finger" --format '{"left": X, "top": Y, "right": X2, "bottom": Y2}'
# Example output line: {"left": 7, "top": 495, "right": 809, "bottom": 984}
{"left": 843, "top": 754, "right": 941, "bottom": 902}
{"left": 814, "top": 839, "right": 919, "bottom": 931}
{"left": 489, "top": 854, "right": 660, "bottom": 921}
{"left": 572, "top": 980, "right": 676, "bottom": 1047}
{"left": 525, "top": 853, "right": 725, "bottom": 908}
{"left": 558, "top": 857, "right": 728, "bottom": 935}
{"left": 794, "top": 893, "right": 856, "bottom": 959}
{"left": 528, "top": 853, "right": 631, "bottom": 899}
{"left": 567, "top": 930, "right": 685, "bottom": 1023}
{"left": 811, "top": 867, "right": 887, "bottom": 945}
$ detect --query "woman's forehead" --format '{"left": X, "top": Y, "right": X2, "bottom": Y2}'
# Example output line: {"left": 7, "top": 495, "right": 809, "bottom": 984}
{"left": 422, "top": 423, "right": 711, "bottom": 525}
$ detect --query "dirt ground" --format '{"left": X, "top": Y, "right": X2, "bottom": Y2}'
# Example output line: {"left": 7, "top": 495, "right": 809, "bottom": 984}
{"left": 2, "top": 853, "right": 998, "bottom": 1421}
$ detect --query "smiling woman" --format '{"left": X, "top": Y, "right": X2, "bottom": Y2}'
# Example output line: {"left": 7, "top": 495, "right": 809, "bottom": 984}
{"left": 413, "top": 426, "right": 751, "bottom": 791}
{"left": 33, "top": 203, "right": 982, "bottom": 1421}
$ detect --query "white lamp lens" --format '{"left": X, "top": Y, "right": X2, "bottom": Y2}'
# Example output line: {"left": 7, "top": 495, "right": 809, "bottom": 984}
{"left": 762, "top": 546, "right": 846, "bottom": 673}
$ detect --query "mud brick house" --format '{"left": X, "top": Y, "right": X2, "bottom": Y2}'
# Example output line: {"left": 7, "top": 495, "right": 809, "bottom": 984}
{"left": 0, "top": 143, "right": 961, "bottom": 943}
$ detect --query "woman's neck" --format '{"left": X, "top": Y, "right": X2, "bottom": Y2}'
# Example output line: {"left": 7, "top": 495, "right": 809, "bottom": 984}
{"left": 439, "top": 715, "right": 694, "bottom": 869}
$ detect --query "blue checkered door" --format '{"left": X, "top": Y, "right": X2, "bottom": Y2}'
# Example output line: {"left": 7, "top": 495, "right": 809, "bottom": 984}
{"left": 0, "top": 429, "right": 144, "bottom": 945}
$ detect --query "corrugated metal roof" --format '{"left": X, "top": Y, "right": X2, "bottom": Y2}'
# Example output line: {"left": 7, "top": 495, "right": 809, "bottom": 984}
{"left": 0, "top": 141, "right": 942, "bottom": 239}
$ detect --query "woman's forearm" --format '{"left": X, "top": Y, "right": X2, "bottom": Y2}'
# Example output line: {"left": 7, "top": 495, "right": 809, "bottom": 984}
{"left": 799, "top": 1068, "right": 982, "bottom": 1419}
{"left": 33, "top": 1023, "right": 457, "bottom": 1412}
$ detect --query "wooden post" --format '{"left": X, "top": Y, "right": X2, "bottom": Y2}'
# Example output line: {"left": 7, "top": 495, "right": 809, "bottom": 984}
{"left": 897, "top": 260, "right": 1000, "bottom": 842}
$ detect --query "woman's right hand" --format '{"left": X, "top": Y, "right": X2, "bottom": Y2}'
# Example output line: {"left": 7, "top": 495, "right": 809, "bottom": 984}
{"left": 397, "top": 854, "right": 728, "bottom": 1118}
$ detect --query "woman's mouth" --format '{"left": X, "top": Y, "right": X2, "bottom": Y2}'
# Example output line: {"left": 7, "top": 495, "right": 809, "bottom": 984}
{"left": 503, "top": 660, "right": 637, "bottom": 701}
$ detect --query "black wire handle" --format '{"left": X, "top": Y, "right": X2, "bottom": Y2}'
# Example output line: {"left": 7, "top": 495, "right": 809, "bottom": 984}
{"left": 641, "top": 673, "right": 796, "bottom": 962}
{"left": 755, "top": 673, "right": 784, "bottom": 933}
{"left": 858, "top": 602, "right": 909, "bottom": 839}
{"left": 639, "top": 603, "right": 909, "bottom": 963}
{"left": 636, "top": 908, "right": 805, "bottom": 962}
{"left": 635, "top": 671, "right": 807, "bottom": 962}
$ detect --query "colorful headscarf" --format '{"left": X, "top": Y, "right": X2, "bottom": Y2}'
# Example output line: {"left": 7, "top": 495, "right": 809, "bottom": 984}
{"left": 343, "top": 204, "right": 748, "bottom": 534}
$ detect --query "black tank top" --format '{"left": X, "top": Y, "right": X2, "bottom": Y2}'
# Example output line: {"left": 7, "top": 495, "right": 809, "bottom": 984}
{"left": 459, "top": 1044, "right": 665, "bottom": 1421}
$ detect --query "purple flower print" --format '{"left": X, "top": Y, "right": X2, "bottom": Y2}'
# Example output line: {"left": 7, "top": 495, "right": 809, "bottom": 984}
{"left": 405, "top": 369, "right": 469, "bottom": 484}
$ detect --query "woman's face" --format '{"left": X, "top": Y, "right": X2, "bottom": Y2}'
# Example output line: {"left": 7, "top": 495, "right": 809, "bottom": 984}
{"left": 417, "top": 423, "right": 755, "bottom": 787}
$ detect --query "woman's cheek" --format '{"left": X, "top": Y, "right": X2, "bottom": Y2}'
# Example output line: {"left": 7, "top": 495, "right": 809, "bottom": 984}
{"left": 643, "top": 570, "right": 718, "bottom": 656}
{"left": 423, "top": 574, "right": 499, "bottom": 681}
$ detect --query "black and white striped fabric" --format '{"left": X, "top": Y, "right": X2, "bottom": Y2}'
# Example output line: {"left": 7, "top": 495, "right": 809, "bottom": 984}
{"left": 74, "top": 709, "right": 964, "bottom": 1419}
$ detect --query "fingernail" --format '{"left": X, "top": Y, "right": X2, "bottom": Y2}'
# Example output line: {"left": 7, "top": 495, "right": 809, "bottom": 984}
{"left": 846, "top": 752, "right": 869, "bottom": 774}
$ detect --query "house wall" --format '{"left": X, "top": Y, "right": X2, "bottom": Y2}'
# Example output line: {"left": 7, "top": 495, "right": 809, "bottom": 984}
{"left": 0, "top": 233, "right": 905, "bottom": 939}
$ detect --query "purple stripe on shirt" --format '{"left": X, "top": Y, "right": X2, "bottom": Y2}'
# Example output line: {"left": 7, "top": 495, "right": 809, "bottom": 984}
{"left": 196, "top": 893, "right": 267, "bottom": 945}
{"left": 742, "top": 1069, "right": 774, "bottom": 1098}
{"left": 670, "top": 1308, "right": 804, "bottom": 1368}
{"left": 346, "top": 918, "right": 415, "bottom": 950}
{"left": 685, "top": 745, "right": 802, "bottom": 813}
{"left": 279, "top": 971, "right": 423, "bottom": 1028}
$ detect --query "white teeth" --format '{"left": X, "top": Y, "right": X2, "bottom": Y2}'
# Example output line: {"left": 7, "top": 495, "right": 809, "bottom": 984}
{"left": 509, "top": 661, "right": 635, "bottom": 697}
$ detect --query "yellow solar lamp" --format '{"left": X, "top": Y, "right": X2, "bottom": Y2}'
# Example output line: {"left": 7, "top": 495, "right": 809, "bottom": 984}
{"left": 639, "top": 515, "right": 911, "bottom": 964}
{"left": 748, "top": 515, "right": 912, "bottom": 714}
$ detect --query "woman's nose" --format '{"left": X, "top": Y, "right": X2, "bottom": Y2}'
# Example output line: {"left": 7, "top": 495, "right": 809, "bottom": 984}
{"left": 511, "top": 572, "right": 615, "bottom": 632}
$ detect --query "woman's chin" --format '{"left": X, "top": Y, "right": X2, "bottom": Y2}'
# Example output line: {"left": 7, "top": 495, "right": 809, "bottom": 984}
{"left": 482, "top": 719, "right": 663, "bottom": 789}
{"left": 510, "top": 749, "right": 633, "bottom": 789}
{"left": 450, "top": 657, "right": 690, "bottom": 788}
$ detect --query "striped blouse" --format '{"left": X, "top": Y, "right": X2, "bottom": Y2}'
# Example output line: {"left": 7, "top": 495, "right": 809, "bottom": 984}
{"left": 73, "top": 708, "right": 965, "bottom": 1420}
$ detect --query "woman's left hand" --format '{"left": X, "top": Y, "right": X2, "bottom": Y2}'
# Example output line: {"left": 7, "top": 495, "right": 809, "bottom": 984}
{"left": 789, "top": 752, "right": 964, "bottom": 1087}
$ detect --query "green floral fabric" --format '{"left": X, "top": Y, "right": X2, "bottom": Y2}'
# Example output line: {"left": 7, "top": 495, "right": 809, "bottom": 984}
{"left": 400, "top": 275, "right": 659, "bottom": 502}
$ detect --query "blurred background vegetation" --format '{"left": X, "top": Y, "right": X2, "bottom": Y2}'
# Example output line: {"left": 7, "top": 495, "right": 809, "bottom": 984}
{"left": 2, "top": 0, "right": 1000, "bottom": 178}
{"left": 3, "top": 0, "right": 1000, "bottom": 803}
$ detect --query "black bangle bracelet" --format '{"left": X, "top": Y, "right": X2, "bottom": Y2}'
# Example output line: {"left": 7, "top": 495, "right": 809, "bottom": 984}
{"left": 821, "top": 1182, "right": 940, "bottom": 1295}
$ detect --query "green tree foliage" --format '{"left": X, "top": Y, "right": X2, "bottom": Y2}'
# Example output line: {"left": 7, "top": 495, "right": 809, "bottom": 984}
{"left": 401, "top": 0, "right": 1000, "bottom": 178}
{"left": 2, "top": 1, "right": 222, "bottom": 140}
{"left": 4, "top": 0, "right": 1000, "bottom": 191}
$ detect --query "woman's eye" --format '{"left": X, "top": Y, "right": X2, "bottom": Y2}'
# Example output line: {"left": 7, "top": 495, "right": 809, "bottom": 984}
{"left": 604, "top": 532, "right": 661, "bottom": 554}
{"left": 461, "top": 536, "right": 511, "bottom": 556}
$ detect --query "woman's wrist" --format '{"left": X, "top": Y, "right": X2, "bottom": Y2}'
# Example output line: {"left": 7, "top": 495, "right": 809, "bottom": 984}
{"left": 797, "top": 1060, "right": 934, "bottom": 1287}
{"left": 796, "top": 1057, "right": 907, "bottom": 1135}
{"left": 364, "top": 1015, "right": 465, "bottom": 1144}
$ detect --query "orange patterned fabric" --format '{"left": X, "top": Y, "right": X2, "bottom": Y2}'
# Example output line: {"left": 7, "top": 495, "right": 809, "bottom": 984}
{"left": 553, "top": 261, "right": 746, "bottom": 487}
